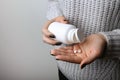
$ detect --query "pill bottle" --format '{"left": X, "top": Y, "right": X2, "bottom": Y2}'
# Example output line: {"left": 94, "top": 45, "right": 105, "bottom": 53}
{"left": 48, "top": 22, "right": 83, "bottom": 44}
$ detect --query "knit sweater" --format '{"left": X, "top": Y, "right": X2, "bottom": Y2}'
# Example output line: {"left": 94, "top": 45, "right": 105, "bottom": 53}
{"left": 47, "top": 0, "right": 120, "bottom": 80}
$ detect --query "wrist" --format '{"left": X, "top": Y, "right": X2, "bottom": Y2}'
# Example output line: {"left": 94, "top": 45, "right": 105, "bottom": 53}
{"left": 95, "top": 33, "right": 107, "bottom": 49}
{"left": 96, "top": 33, "right": 107, "bottom": 43}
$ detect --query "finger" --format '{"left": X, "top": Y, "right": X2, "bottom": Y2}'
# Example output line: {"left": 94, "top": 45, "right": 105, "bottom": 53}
{"left": 55, "top": 45, "right": 75, "bottom": 54}
{"left": 80, "top": 50, "right": 97, "bottom": 69}
{"left": 56, "top": 47, "right": 73, "bottom": 53}
{"left": 51, "top": 48, "right": 74, "bottom": 56}
{"left": 51, "top": 49, "right": 69, "bottom": 56}
{"left": 50, "top": 49, "right": 58, "bottom": 56}
{"left": 43, "top": 35, "right": 62, "bottom": 45}
{"left": 63, "top": 46, "right": 73, "bottom": 50}
{"left": 55, "top": 55, "right": 82, "bottom": 63}
{"left": 60, "top": 17, "right": 68, "bottom": 24}
{"left": 56, "top": 46, "right": 73, "bottom": 52}
{"left": 43, "top": 20, "right": 54, "bottom": 29}
{"left": 55, "top": 16, "right": 68, "bottom": 23}
{"left": 42, "top": 20, "right": 55, "bottom": 37}
{"left": 80, "top": 58, "right": 88, "bottom": 69}
{"left": 42, "top": 29, "right": 55, "bottom": 38}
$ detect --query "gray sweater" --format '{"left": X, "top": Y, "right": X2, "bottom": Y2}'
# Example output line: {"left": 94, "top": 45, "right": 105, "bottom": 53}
{"left": 47, "top": 0, "right": 120, "bottom": 80}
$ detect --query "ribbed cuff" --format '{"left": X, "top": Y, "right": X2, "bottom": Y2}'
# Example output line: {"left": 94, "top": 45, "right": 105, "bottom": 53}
{"left": 99, "top": 30, "right": 120, "bottom": 58}
{"left": 98, "top": 32, "right": 111, "bottom": 48}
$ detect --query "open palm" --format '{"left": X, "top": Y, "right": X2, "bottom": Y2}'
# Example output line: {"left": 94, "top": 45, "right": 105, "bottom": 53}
{"left": 51, "top": 34, "right": 107, "bottom": 68}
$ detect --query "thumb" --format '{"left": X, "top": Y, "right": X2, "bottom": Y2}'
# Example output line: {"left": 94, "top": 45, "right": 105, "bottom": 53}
{"left": 60, "top": 19, "right": 68, "bottom": 24}
{"left": 80, "top": 48, "right": 98, "bottom": 69}
{"left": 80, "top": 58, "right": 90, "bottom": 69}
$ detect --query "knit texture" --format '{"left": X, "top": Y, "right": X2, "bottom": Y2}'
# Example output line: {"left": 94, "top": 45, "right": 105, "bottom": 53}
{"left": 47, "top": 0, "right": 120, "bottom": 80}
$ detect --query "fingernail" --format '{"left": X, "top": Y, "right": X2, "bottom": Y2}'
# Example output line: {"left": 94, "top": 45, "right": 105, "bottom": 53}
{"left": 50, "top": 50, "right": 54, "bottom": 56}
{"left": 49, "top": 35, "right": 55, "bottom": 38}
{"left": 56, "top": 58, "right": 60, "bottom": 60}
{"left": 50, "top": 53, "right": 55, "bottom": 56}
{"left": 55, "top": 42, "right": 62, "bottom": 46}
{"left": 81, "top": 64, "right": 86, "bottom": 69}
{"left": 55, "top": 56, "right": 60, "bottom": 60}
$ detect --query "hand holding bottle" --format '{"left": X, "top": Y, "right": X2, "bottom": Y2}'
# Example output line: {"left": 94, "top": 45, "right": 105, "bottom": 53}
{"left": 42, "top": 16, "right": 68, "bottom": 45}
{"left": 48, "top": 22, "right": 83, "bottom": 44}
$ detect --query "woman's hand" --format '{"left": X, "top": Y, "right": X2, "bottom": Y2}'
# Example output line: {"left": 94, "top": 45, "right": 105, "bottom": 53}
{"left": 51, "top": 34, "right": 107, "bottom": 68}
{"left": 55, "top": 16, "right": 68, "bottom": 24}
{"left": 42, "top": 16, "right": 68, "bottom": 45}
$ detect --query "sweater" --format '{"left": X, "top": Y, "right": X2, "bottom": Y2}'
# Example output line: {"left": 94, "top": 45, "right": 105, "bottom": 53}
{"left": 47, "top": 0, "right": 120, "bottom": 80}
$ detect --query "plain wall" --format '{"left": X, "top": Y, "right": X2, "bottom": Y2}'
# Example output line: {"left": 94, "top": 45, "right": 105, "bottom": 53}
{"left": 0, "top": 0, "right": 58, "bottom": 80}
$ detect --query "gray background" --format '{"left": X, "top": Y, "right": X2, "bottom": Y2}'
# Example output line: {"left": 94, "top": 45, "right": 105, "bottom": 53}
{"left": 0, "top": 0, "right": 58, "bottom": 80}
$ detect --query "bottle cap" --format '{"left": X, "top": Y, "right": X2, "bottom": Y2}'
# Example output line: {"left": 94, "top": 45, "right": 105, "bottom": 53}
{"left": 67, "top": 29, "right": 80, "bottom": 43}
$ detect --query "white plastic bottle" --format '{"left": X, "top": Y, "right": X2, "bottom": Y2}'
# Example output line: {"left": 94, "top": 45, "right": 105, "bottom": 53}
{"left": 48, "top": 22, "right": 83, "bottom": 44}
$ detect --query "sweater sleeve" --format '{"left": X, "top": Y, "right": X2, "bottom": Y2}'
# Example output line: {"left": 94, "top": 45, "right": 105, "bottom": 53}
{"left": 46, "top": 0, "right": 63, "bottom": 20}
{"left": 99, "top": 29, "right": 120, "bottom": 59}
